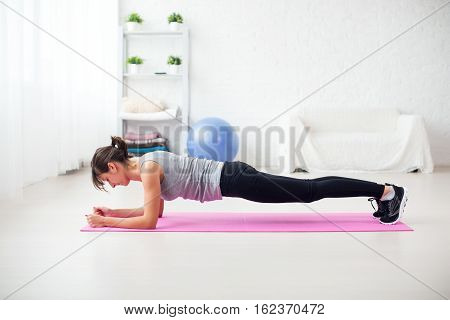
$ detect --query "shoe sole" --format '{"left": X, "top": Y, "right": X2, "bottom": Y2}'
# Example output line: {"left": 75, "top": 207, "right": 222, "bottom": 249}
{"left": 380, "top": 187, "right": 408, "bottom": 225}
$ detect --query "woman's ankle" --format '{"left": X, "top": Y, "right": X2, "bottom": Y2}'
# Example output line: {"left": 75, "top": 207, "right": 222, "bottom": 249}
{"left": 380, "top": 186, "right": 395, "bottom": 201}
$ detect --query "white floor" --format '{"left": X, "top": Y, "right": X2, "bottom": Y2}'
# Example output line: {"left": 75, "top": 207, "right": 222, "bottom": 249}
{"left": 1, "top": 166, "right": 449, "bottom": 300}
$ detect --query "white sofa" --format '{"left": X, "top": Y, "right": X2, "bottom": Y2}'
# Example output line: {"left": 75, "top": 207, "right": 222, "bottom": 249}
{"left": 280, "top": 107, "right": 434, "bottom": 174}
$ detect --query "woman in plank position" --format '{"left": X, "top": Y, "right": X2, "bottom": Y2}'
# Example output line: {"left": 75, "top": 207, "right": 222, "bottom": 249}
{"left": 87, "top": 136, "right": 408, "bottom": 229}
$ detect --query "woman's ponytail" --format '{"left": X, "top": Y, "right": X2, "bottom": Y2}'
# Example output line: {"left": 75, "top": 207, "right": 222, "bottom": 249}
{"left": 110, "top": 136, "right": 128, "bottom": 159}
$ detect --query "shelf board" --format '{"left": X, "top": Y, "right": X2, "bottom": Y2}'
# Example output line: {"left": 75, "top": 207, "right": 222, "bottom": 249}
{"left": 124, "top": 30, "right": 183, "bottom": 36}
{"left": 123, "top": 73, "right": 182, "bottom": 79}
{"left": 119, "top": 108, "right": 179, "bottom": 122}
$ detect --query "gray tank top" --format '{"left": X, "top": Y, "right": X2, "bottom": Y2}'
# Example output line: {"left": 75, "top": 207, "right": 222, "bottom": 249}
{"left": 139, "top": 151, "right": 224, "bottom": 202}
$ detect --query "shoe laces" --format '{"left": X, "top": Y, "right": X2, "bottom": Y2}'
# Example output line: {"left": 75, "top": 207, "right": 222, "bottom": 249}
{"left": 368, "top": 197, "right": 380, "bottom": 211}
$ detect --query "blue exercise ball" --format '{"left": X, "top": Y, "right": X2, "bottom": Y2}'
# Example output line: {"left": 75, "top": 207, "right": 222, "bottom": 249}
{"left": 187, "top": 117, "right": 239, "bottom": 162}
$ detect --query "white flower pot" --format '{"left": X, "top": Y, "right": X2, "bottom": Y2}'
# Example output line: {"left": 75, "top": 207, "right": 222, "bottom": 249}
{"left": 168, "top": 64, "right": 180, "bottom": 75}
{"left": 126, "top": 22, "right": 140, "bottom": 31}
{"left": 169, "top": 22, "right": 181, "bottom": 31}
{"left": 128, "top": 64, "right": 142, "bottom": 74}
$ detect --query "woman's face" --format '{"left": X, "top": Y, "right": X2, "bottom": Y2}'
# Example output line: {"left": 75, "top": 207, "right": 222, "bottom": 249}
{"left": 98, "top": 162, "right": 130, "bottom": 188}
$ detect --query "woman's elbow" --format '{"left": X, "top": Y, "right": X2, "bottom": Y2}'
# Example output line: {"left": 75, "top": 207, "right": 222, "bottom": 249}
{"left": 142, "top": 218, "right": 158, "bottom": 229}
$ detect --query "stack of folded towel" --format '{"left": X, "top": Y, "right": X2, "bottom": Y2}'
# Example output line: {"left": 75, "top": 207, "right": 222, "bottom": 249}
{"left": 124, "top": 131, "right": 169, "bottom": 156}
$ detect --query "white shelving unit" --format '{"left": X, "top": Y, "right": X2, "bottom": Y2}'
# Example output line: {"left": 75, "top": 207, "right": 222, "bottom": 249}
{"left": 117, "top": 26, "right": 190, "bottom": 155}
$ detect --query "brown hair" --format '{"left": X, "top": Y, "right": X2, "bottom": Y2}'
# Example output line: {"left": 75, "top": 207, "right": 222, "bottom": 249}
{"left": 91, "top": 136, "right": 133, "bottom": 192}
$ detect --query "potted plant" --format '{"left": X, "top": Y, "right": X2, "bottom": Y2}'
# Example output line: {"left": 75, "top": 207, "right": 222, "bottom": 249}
{"left": 167, "top": 12, "right": 183, "bottom": 31}
{"left": 167, "top": 55, "right": 182, "bottom": 74}
{"left": 126, "top": 12, "right": 143, "bottom": 31}
{"left": 127, "top": 56, "right": 144, "bottom": 74}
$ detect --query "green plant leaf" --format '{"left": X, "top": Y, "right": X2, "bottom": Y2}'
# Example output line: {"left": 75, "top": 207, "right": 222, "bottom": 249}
{"left": 127, "top": 12, "right": 143, "bottom": 23}
{"left": 167, "top": 55, "right": 182, "bottom": 65}
{"left": 168, "top": 12, "right": 183, "bottom": 23}
{"left": 127, "top": 56, "right": 143, "bottom": 64}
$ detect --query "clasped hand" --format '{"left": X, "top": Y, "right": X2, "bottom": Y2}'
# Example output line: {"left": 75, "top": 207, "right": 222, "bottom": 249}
{"left": 85, "top": 206, "right": 110, "bottom": 227}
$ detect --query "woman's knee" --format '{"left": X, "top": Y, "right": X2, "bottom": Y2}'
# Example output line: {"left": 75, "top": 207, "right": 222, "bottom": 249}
{"left": 301, "top": 180, "right": 316, "bottom": 203}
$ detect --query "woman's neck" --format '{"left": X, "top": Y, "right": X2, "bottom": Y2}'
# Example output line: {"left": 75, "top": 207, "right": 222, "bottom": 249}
{"left": 126, "top": 157, "right": 142, "bottom": 182}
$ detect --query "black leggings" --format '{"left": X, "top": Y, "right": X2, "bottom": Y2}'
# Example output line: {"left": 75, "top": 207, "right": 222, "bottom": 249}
{"left": 219, "top": 161, "right": 385, "bottom": 203}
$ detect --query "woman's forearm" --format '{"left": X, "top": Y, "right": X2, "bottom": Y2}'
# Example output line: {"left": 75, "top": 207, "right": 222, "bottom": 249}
{"left": 111, "top": 207, "right": 144, "bottom": 218}
{"left": 103, "top": 216, "right": 154, "bottom": 229}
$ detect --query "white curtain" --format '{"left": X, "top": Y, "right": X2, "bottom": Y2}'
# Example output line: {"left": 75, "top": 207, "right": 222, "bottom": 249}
{"left": 0, "top": 0, "right": 119, "bottom": 200}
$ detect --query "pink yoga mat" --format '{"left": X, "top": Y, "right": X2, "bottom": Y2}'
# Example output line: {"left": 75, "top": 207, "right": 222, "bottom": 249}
{"left": 80, "top": 212, "right": 413, "bottom": 233}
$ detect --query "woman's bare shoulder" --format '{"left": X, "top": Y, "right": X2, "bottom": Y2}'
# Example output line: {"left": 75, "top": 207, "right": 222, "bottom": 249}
{"left": 140, "top": 160, "right": 164, "bottom": 182}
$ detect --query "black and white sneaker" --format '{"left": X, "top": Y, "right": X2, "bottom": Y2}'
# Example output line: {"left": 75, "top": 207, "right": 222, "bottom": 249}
{"left": 368, "top": 183, "right": 393, "bottom": 219}
{"left": 368, "top": 197, "right": 388, "bottom": 219}
{"left": 380, "top": 185, "right": 408, "bottom": 225}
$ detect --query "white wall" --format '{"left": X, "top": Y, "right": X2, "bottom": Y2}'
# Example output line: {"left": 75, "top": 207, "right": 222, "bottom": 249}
{"left": 119, "top": 0, "right": 450, "bottom": 167}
